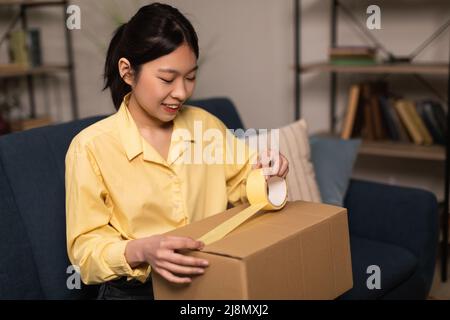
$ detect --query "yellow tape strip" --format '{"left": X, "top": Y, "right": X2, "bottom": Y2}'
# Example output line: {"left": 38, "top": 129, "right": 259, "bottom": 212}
{"left": 198, "top": 169, "right": 287, "bottom": 245}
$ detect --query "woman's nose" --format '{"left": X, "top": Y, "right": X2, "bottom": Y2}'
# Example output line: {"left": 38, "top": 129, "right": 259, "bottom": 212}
{"left": 171, "top": 79, "right": 188, "bottom": 101}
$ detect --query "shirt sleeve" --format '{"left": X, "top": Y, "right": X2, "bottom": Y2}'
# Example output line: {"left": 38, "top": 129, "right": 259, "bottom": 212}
{"left": 65, "top": 140, "right": 151, "bottom": 284}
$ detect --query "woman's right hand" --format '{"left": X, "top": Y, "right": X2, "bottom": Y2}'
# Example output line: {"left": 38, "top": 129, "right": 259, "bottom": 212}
{"left": 125, "top": 235, "right": 209, "bottom": 284}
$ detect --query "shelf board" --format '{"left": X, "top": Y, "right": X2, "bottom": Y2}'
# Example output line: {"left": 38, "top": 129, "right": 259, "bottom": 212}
{"left": 0, "top": 64, "right": 69, "bottom": 78}
{"left": 359, "top": 141, "right": 446, "bottom": 161}
{"left": 299, "top": 62, "right": 449, "bottom": 75}
{"left": 0, "top": 0, "right": 65, "bottom": 6}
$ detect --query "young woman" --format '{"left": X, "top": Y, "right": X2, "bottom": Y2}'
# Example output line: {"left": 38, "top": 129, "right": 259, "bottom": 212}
{"left": 65, "top": 2, "right": 289, "bottom": 300}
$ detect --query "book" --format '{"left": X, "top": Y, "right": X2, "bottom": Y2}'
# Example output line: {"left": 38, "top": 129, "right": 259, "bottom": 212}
{"left": 329, "top": 46, "right": 377, "bottom": 57}
{"left": 379, "top": 97, "right": 410, "bottom": 142}
{"left": 369, "top": 82, "right": 388, "bottom": 140}
{"left": 360, "top": 83, "right": 375, "bottom": 140}
{"left": 378, "top": 96, "right": 400, "bottom": 141}
{"left": 27, "top": 28, "right": 42, "bottom": 67}
{"left": 341, "top": 84, "right": 361, "bottom": 139}
{"left": 394, "top": 100, "right": 424, "bottom": 145}
{"left": 429, "top": 100, "right": 447, "bottom": 138}
{"left": 416, "top": 100, "right": 445, "bottom": 145}
{"left": 390, "top": 99, "right": 412, "bottom": 143}
{"left": 404, "top": 100, "right": 433, "bottom": 145}
{"left": 330, "top": 58, "right": 376, "bottom": 66}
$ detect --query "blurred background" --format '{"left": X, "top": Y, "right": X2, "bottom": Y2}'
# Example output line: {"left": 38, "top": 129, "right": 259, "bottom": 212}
{"left": 0, "top": 0, "right": 449, "bottom": 297}
{"left": 1, "top": 0, "right": 448, "bottom": 203}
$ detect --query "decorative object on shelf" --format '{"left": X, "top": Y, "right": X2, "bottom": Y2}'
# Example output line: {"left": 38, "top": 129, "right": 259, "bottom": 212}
{"left": 8, "top": 29, "right": 29, "bottom": 67}
{"left": 0, "top": 0, "right": 79, "bottom": 122}
{"left": 27, "top": 28, "right": 42, "bottom": 67}
{"left": 6, "top": 27, "right": 42, "bottom": 68}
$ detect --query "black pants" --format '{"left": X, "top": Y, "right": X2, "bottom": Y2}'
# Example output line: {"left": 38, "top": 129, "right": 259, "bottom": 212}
{"left": 97, "top": 276, "right": 154, "bottom": 300}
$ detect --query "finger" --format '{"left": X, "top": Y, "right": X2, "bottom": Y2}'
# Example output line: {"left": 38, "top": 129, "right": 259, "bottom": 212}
{"left": 165, "top": 251, "right": 209, "bottom": 267}
{"left": 154, "top": 266, "right": 192, "bottom": 284}
{"left": 282, "top": 167, "right": 289, "bottom": 179}
{"left": 278, "top": 157, "right": 289, "bottom": 177}
{"left": 252, "top": 161, "right": 262, "bottom": 170}
{"left": 162, "top": 237, "right": 204, "bottom": 251}
{"left": 157, "top": 261, "right": 205, "bottom": 275}
{"left": 262, "top": 150, "right": 280, "bottom": 177}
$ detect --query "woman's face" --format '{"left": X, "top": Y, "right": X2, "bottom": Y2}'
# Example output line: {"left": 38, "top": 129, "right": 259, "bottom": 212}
{"left": 122, "top": 43, "right": 198, "bottom": 124}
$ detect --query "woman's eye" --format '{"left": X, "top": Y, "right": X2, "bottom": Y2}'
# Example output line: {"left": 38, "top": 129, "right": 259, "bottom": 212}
{"left": 186, "top": 76, "right": 196, "bottom": 81}
{"left": 160, "top": 78, "right": 174, "bottom": 83}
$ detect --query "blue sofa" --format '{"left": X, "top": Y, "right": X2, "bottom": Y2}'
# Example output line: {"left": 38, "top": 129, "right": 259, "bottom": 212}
{"left": 0, "top": 97, "right": 439, "bottom": 299}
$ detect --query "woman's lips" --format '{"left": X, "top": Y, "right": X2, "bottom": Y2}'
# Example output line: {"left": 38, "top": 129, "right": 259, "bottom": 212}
{"left": 161, "top": 103, "right": 181, "bottom": 114}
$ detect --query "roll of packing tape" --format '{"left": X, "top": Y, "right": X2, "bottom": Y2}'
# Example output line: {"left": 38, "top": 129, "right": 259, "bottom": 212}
{"left": 198, "top": 168, "right": 287, "bottom": 245}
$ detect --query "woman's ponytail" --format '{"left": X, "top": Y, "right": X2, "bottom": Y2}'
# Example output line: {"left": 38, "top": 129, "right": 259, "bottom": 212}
{"left": 103, "top": 23, "right": 130, "bottom": 110}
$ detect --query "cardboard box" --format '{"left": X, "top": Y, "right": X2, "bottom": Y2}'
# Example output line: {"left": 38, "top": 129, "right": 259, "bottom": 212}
{"left": 152, "top": 201, "right": 353, "bottom": 300}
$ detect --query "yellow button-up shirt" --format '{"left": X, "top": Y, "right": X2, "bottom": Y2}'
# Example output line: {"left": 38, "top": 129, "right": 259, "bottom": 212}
{"left": 65, "top": 95, "right": 255, "bottom": 284}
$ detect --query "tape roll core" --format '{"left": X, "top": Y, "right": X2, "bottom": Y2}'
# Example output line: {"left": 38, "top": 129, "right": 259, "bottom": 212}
{"left": 267, "top": 176, "right": 287, "bottom": 208}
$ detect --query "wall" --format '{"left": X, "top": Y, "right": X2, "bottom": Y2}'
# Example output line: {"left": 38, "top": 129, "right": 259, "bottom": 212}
{"left": 0, "top": 0, "right": 449, "bottom": 198}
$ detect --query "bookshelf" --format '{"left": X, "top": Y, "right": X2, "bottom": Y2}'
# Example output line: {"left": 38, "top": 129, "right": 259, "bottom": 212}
{"left": 0, "top": 64, "right": 69, "bottom": 77}
{"left": 0, "top": 0, "right": 78, "bottom": 129}
{"left": 294, "top": 0, "right": 450, "bottom": 282}
{"left": 359, "top": 141, "right": 445, "bottom": 161}
{"left": 298, "top": 62, "right": 449, "bottom": 75}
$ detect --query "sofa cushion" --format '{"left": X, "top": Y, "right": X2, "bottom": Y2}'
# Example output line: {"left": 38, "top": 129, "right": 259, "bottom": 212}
{"left": 339, "top": 235, "right": 417, "bottom": 300}
{"left": 278, "top": 120, "right": 322, "bottom": 202}
{"left": 188, "top": 97, "right": 245, "bottom": 131}
{"left": 0, "top": 157, "right": 43, "bottom": 299}
{"left": 310, "top": 136, "right": 361, "bottom": 206}
{"left": 0, "top": 116, "right": 105, "bottom": 299}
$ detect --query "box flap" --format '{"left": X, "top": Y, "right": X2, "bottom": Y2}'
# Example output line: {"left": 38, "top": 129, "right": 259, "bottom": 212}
{"left": 165, "top": 201, "right": 347, "bottom": 259}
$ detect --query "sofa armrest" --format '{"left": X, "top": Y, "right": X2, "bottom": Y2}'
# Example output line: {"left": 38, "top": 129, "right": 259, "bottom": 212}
{"left": 344, "top": 179, "right": 439, "bottom": 256}
{"left": 344, "top": 179, "right": 439, "bottom": 286}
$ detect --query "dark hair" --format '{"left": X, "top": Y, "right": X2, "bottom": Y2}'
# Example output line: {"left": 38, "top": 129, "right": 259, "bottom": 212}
{"left": 103, "top": 3, "right": 199, "bottom": 110}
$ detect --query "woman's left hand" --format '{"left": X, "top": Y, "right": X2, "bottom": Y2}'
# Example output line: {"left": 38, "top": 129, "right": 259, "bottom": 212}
{"left": 252, "top": 149, "right": 289, "bottom": 179}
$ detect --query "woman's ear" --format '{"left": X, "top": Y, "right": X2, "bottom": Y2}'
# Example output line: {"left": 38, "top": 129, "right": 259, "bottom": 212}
{"left": 118, "top": 58, "right": 134, "bottom": 86}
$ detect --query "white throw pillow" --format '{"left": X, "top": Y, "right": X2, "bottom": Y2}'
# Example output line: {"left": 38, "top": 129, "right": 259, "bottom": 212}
{"left": 245, "top": 119, "right": 322, "bottom": 203}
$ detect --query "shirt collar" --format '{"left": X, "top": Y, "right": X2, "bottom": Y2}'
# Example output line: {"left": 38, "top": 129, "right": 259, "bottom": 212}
{"left": 116, "top": 93, "right": 195, "bottom": 165}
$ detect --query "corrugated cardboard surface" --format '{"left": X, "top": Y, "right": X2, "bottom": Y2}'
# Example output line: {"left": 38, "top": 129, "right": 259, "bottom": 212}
{"left": 152, "top": 201, "right": 353, "bottom": 300}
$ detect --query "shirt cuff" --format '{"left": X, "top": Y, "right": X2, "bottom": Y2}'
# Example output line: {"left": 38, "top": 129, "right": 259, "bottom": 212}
{"left": 104, "top": 240, "right": 152, "bottom": 283}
